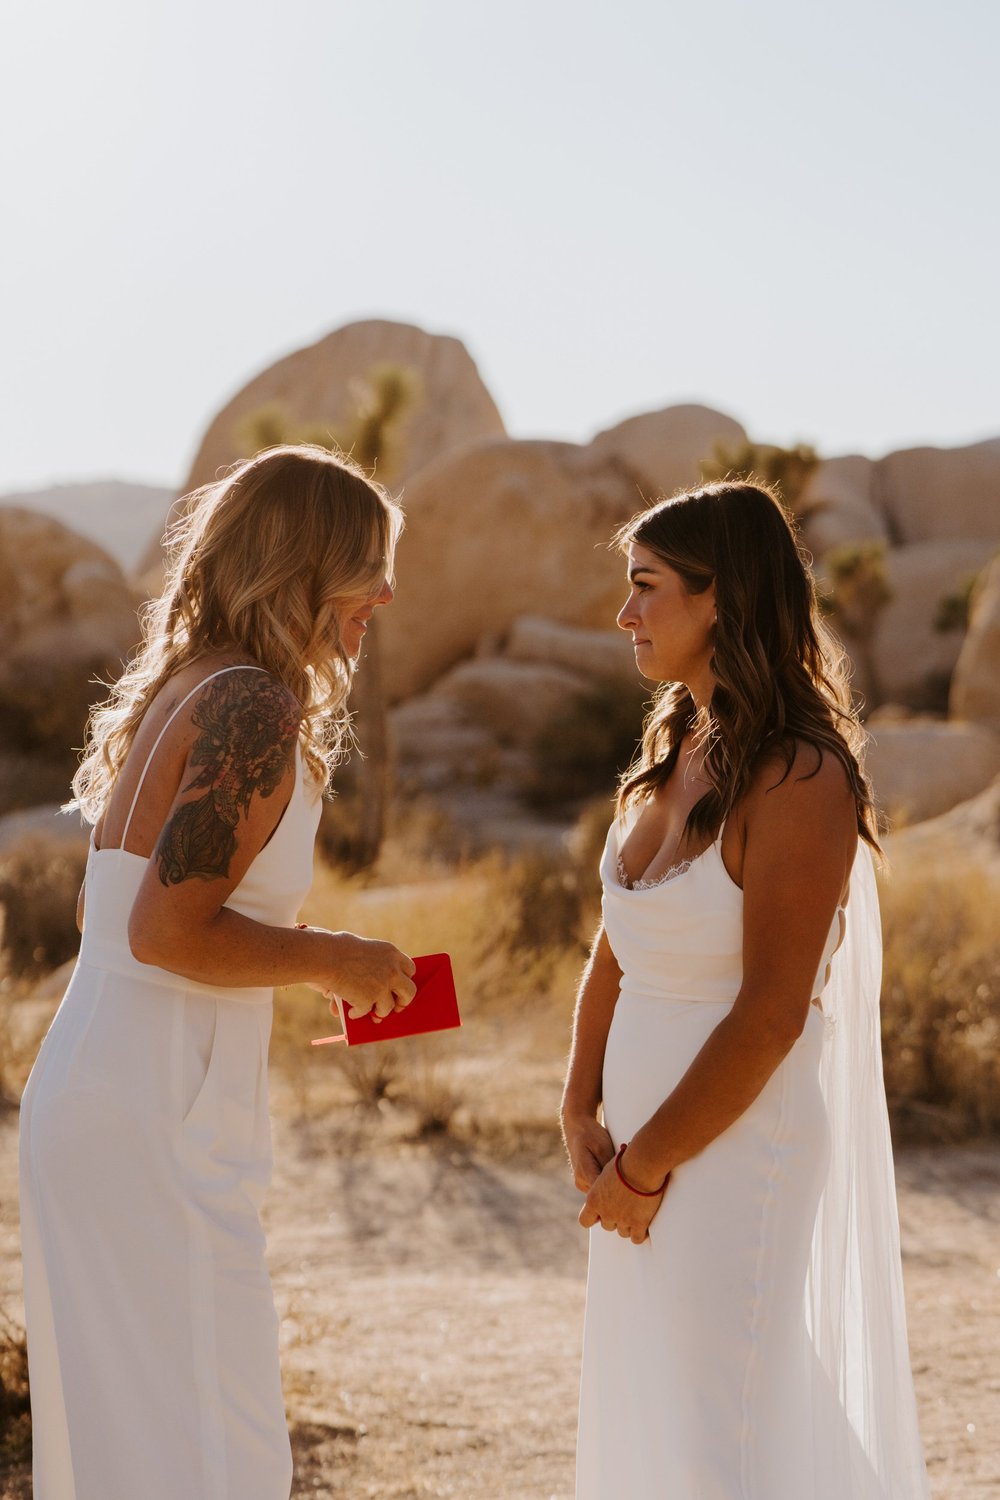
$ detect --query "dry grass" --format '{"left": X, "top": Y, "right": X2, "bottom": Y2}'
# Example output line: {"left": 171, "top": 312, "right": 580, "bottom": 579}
{"left": 0, "top": 835, "right": 85, "bottom": 979}
{"left": 879, "top": 852, "right": 1000, "bottom": 1140}
{"left": 0, "top": 1313, "right": 30, "bottom": 1490}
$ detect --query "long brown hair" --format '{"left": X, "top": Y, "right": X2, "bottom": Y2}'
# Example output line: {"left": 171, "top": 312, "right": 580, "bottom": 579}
{"left": 71, "top": 445, "right": 403, "bottom": 822}
{"left": 614, "top": 480, "right": 880, "bottom": 852}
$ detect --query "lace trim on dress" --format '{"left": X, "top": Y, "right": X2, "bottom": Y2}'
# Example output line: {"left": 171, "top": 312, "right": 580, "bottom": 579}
{"left": 616, "top": 853, "right": 695, "bottom": 891}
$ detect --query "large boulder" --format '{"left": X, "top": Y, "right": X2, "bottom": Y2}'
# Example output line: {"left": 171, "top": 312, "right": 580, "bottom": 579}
{"left": 950, "top": 553, "right": 1000, "bottom": 728}
{"left": 390, "top": 694, "right": 515, "bottom": 794}
{"left": 589, "top": 403, "right": 746, "bottom": 500}
{"left": 182, "top": 318, "right": 504, "bottom": 495}
{"left": 0, "top": 509, "right": 141, "bottom": 760}
{"left": 797, "top": 456, "right": 889, "bottom": 557}
{"left": 380, "top": 438, "right": 644, "bottom": 701}
{"left": 869, "top": 539, "right": 996, "bottom": 709}
{"left": 885, "top": 773, "right": 1000, "bottom": 879}
{"left": 504, "top": 615, "right": 637, "bottom": 682}
{"left": 865, "top": 715, "right": 1000, "bottom": 824}
{"left": 428, "top": 657, "right": 590, "bottom": 746}
{"left": 875, "top": 436, "right": 1000, "bottom": 544}
{"left": 139, "top": 320, "right": 507, "bottom": 592}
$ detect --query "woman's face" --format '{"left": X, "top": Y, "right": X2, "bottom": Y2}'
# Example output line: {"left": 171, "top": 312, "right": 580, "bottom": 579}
{"left": 617, "top": 542, "right": 716, "bottom": 692}
{"left": 333, "top": 573, "right": 394, "bottom": 660}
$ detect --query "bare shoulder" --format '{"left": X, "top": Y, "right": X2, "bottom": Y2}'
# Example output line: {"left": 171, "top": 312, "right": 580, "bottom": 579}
{"left": 746, "top": 739, "right": 854, "bottom": 823}
{"left": 736, "top": 738, "right": 857, "bottom": 903}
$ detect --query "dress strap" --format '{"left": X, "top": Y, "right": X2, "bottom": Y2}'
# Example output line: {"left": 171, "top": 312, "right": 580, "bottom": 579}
{"left": 118, "top": 665, "right": 269, "bottom": 848}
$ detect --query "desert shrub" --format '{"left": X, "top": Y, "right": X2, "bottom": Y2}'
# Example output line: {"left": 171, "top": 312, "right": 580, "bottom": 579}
{"left": 880, "top": 856, "right": 1000, "bottom": 1138}
{"left": 526, "top": 678, "right": 648, "bottom": 808}
{"left": 0, "top": 834, "right": 86, "bottom": 977}
{"left": 0, "top": 1312, "right": 31, "bottom": 1472}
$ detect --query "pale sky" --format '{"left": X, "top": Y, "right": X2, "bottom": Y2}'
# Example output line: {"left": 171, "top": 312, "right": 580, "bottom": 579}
{"left": 2, "top": 0, "right": 997, "bottom": 494}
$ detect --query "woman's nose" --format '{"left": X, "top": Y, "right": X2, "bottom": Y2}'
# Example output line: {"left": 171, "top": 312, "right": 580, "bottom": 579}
{"left": 617, "top": 596, "right": 636, "bottom": 630}
{"left": 376, "top": 577, "right": 394, "bottom": 607}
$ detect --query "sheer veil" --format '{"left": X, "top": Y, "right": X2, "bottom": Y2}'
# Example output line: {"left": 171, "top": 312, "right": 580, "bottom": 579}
{"left": 806, "top": 841, "right": 931, "bottom": 1498}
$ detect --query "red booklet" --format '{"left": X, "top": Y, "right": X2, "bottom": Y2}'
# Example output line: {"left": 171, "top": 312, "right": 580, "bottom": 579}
{"left": 310, "top": 952, "right": 460, "bottom": 1048}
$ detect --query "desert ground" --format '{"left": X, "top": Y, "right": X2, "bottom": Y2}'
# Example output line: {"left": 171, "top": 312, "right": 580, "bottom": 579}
{"left": 2, "top": 1044, "right": 998, "bottom": 1500}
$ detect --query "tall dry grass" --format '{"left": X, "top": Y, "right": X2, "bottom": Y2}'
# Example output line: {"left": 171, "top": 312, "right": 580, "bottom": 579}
{"left": 0, "top": 792, "right": 995, "bottom": 1146}
{"left": 879, "top": 852, "right": 1000, "bottom": 1139}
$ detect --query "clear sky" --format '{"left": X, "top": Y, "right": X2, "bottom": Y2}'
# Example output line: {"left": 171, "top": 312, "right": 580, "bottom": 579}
{"left": 2, "top": 0, "right": 997, "bottom": 494}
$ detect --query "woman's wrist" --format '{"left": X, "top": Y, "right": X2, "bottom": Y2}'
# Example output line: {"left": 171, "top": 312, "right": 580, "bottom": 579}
{"left": 619, "top": 1135, "right": 672, "bottom": 1193}
{"left": 560, "top": 1093, "right": 601, "bottom": 1127}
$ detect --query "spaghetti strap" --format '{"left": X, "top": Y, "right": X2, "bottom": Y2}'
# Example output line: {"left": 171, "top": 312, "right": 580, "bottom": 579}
{"left": 117, "top": 665, "right": 269, "bottom": 849}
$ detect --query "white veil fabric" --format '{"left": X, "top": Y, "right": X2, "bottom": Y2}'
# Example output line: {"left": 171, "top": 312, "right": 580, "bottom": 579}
{"left": 806, "top": 841, "right": 931, "bottom": 1498}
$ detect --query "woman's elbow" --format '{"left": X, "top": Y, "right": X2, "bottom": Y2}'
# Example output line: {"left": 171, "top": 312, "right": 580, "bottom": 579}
{"left": 127, "top": 912, "right": 175, "bottom": 969}
{"left": 127, "top": 918, "right": 159, "bottom": 967}
{"left": 737, "top": 992, "right": 810, "bottom": 1053}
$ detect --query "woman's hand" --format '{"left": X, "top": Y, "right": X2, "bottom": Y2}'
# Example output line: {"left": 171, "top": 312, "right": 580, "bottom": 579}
{"left": 578, "top": 1151, "right": 667, "bottom": 1244}
{"left": 561, "top": 1111, "right": 615, "bottom": 1193}
{"left": 305, "top": 929, "right": 416, "bottom": 1022}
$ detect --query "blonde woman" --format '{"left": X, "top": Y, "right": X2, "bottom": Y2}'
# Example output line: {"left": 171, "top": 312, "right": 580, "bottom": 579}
{"left": 19, "top": 446, "right": 416, "bottom": 1500}
{"left": 562, "top": 484, "right": 929, "bottom": 1498}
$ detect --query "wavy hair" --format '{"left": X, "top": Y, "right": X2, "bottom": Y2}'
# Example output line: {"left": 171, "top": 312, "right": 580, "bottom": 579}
{"left": 614, "top": 480, "right": 880, "bottom": 852}
{"left": 70, "top": 444, "right": 403, "bottom": 822}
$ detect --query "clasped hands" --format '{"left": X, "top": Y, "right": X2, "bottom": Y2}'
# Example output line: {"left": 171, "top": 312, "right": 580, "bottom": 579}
{"left": 563, "top": 1114, "right": 667, "bottom": 1245}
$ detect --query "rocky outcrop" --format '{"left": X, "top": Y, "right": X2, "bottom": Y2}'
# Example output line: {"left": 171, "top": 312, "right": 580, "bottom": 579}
{"left": 181, "top": 318, "right": 505, "bottom": 496}
{"left": 885, "top": 773, "right": 1000, "bottom": 880}
{"left": 380, "top": 438, "right": 644, "bottom": 702}
{"left": 0, "top": 508, "right": 141, "bottom": 758}
{"left": 869, "top": 539, "right": 996, "bottom": 709}
{"left": 865, "top": 715, "right": 1000, "bottom": 825}
{"left": 876, "top": 437, "right": 1000, "bottom": 544}
{"left": 504, "top": 616, "right": 636, "bottom": 682}
{"left": 797, "top": 456, "right": 889, "bottom": 557}
{"left": 589, "top": 403, "right": 746, "bottom": 500}
{"left": 950, "top": 554, "right": 1000, "bottom": 728}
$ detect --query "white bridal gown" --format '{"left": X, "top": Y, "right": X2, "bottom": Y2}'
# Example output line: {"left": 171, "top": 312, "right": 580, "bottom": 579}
{"left": 577, "top": 808, "right": 930, "bottom": 1500}
{"left": 19, "top": 667, "right": 322, "bottom": 1500}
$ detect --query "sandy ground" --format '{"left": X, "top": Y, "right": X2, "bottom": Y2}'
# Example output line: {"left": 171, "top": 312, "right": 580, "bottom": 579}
{"left": 1, "top": 1075, "right": 998, "bottom": 1500}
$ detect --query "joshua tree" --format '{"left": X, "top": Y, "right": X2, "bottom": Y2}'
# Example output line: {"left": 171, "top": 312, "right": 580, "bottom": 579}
{"left": 236, "top": 364, "right": 421, "bottom": 869}
{"left": 700, "top": 440, "right": 820, "bottom": 522}
{"left": 820, "top": 540, "right": 893, "bottom": 710}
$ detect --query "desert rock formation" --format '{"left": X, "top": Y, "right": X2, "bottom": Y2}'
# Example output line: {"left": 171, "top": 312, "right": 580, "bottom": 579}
{"left": 380, "top": 438, "right": 645, "bottom": 702}
{"left": 181, "top": 318, "right": 505, "bottom": 495}
{"left": 589, "top": 403, "right": 746, "bottom": 500}
{"left": 0, "top": 508, "right": 140, "bottom": 758}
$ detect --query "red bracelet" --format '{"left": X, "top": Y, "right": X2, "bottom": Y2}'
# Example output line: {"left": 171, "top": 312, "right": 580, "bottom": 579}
{"left": 614, "top": 1142, "right": 670, "bottom": 1197}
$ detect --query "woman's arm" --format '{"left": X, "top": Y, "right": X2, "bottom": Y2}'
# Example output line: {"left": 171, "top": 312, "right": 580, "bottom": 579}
{"left": 126, "top": 673, "right": 414, "bottom": 1016}
{"left": 579, "top": 746, "right": 856, "bottom": 1237}
{"left": 561, "top": 922, "right": 623, "bottom": 1191}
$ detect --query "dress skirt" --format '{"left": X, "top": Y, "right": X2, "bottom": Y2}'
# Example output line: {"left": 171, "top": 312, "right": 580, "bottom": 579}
{"left": 577, "top": 992, "right": 830, "bottom": 1500}
{"left": 19, "top": 952, "right": 292, "bottom": 1500}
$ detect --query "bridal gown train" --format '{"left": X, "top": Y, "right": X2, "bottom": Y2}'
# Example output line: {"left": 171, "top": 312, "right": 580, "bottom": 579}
{"left": 19, "top": 667, "right": 322, "bottom": 1500}
{"left": 576, "top": 808, "right": 930, "bottom": 1500}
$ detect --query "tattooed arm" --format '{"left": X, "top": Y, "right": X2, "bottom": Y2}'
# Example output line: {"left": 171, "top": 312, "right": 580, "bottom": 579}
{"left": 127, "top": 669, "right": 415, "bottom": 1014}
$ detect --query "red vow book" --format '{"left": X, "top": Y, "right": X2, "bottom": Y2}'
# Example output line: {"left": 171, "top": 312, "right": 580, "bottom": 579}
{"left": 310, "top": 952, "right": 460, "bottom": 1048}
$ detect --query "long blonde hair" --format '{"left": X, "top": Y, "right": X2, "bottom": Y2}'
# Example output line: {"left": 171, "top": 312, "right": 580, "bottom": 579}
{"left": 615, "top": 481, "right": 881, "bottom": 852}
{"left": 71, "top": 445, "right": 403, "bottom": 822}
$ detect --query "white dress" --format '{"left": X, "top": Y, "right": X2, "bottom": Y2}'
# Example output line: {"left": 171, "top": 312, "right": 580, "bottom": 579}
{"left": 19, "top": 667, "right": 322, "bottom": 1500}
{"left": 576, "top": 809, "right": 930, "bottom": 1500}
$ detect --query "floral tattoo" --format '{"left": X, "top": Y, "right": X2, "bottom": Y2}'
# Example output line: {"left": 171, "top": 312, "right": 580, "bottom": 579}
{"left": 156, "top": 672, "right": 300, "bottom": 886}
